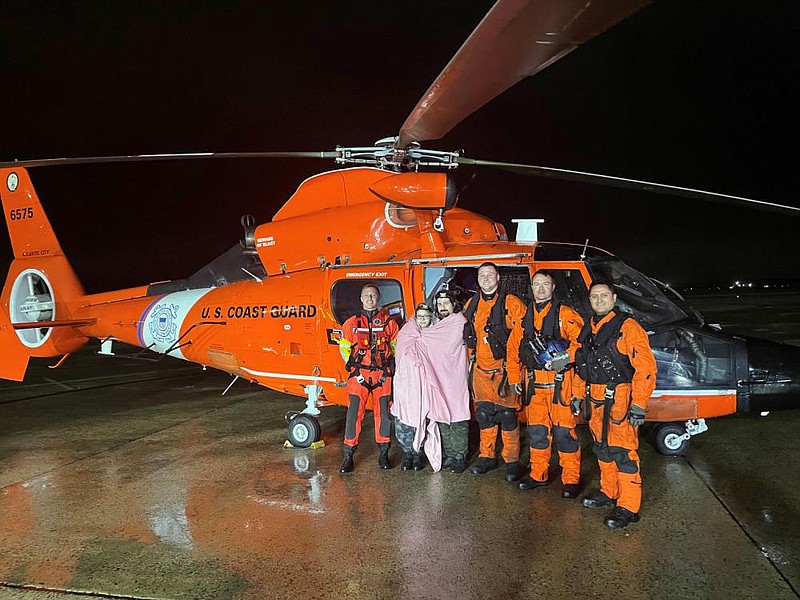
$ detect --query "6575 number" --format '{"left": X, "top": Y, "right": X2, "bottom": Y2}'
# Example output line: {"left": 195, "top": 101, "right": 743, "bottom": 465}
{"left": 9, "top": 207, "right": 34, "bottom": 220}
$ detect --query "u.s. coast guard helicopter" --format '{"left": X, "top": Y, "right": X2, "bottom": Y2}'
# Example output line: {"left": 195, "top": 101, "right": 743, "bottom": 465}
{"left": 2, "top": 0, "right": 799, "bottom": 455}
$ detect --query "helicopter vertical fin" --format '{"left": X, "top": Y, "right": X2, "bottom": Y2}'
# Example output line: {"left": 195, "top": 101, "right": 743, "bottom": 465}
{"left": 0, "top": 168, "right": 64, "bottom": 259}
{"left": 0, "top": 167, "right": 88, "bottom": 369}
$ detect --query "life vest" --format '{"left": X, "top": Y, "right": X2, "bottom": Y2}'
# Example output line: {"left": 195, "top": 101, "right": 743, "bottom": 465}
{"left": 463, "top": 290, "right": 513, "bottom": 360}
{"left": 346, "top": 310, "right": 395, "bottom": 375}
{"left": 575, "top": 311, "right": 635, "bottom": 385}
{"left": 519, "top": 300, "right": 564, "bottom": 371}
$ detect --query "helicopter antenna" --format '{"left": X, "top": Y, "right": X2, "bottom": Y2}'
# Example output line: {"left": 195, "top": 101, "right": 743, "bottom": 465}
{"left": 580, "top": 239, "right": 589, "bottom": 261}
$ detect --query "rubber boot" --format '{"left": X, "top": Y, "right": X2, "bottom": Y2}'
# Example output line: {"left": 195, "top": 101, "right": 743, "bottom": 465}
{"left": 339, "top": 445, "right": 356, "bottom": 474}
{"left": 401, "top": 452, "right": 414, "bottom": 471}
{"left": 378, "top": 443, "right": 392, "bottom": 470}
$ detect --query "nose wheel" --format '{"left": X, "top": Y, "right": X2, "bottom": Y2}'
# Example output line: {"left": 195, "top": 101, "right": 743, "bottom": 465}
{"left": 654, "top": 423, "right": 691, "bottom": 456}
{"left": 285, "top": 412, "right": 322, "bottom": 448}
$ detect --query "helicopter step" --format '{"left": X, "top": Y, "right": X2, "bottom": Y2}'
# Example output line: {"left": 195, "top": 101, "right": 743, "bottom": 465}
{"left": 652, "top": 419, "right": 708, "bottom": 457}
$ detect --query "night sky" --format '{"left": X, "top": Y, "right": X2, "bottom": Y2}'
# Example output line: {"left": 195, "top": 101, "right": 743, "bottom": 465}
{"left": 1, "top": 1, "right": 798, "bottom": 292}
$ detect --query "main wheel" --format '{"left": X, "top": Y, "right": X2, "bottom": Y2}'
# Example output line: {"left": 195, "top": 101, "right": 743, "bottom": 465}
{"left": 654, "top": 423, "right": 690, "bottom": 456}
{"left": 287, "top": 414, "right": 321, "bottom": 448}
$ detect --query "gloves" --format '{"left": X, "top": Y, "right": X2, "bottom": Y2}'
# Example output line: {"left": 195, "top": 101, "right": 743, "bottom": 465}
{"left": 629, "top": 404, "right": 646, "bottom": 426}
{"left": 570, "top": 397, "right": 582, "bottom": 416}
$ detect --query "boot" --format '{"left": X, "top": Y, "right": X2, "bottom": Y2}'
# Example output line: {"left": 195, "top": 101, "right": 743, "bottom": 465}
{"left": 561, "top": 483, "right": 581, "bottom": 499}
{"left": 339, "top": 445, "right": 356, "bottom": 474}
{"left": 469, "top": 457, "right": 497, "bottom": 475}
{"left": 518, "top": 475, "right": 548, "bottom": 491}
{"left": 581, "top": 490, "right": 616, "bottom": 509}
{"left": 450, "top": 453, "right": 467, "bottom": 474}
{"left": 412, "top": 453, "right": 425, "bottom": 471}
{"left": 441, "top": 456, "right": 454, "bottom": 470}
{"left": 401, "top": 452, "right": 414, "bottom": 471}
{"left": 378, "top": 443, "right": 392, "bottom": 470}
{"left": 604, "top": 505, "right": 640, "bottom": 529}
{"left": 504, "top": 461, "right": 527, "bottom": 483}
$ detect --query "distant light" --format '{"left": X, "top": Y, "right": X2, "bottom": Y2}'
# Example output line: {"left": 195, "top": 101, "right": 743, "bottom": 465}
{"left": 748, "top": 283, "right": 753, "bottom": 288}
{"left": 760, "top": 411, "right": 770, "bottom": 417}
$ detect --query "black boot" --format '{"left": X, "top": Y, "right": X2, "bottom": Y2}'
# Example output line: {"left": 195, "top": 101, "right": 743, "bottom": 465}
{"left": 441, "top": 456, "right": 454, "bottom": 470}
{"left": 450, "top": 453, "right": 467, "bottom": 474}
{"left": 604, "top": 505, "right": 640, "bottom": 529}
{"left": 339, "top": 446, "right": 356, "bottom": 474}
{"left": 469, "top": 457, "right": 497, "bottom": 475}
{"left": 412, "top": 453, "right": 425, "bottom": 471}
{"left": 581, "top": 490, "right": 616, "bottom": 508}
{"left": 561, "top": 483, "right": 581, "bottom": 499}
{"left": 504, "top": 461, "right": 527, "bottom": 483}
{"left": 518, "top": 475, "right": 548, "bottom": 491}
{"left": 378, "top": 443, "right": 392, "bottom": 470}
{"left": 401, "top": 452, "right": 414, "bottom": 471}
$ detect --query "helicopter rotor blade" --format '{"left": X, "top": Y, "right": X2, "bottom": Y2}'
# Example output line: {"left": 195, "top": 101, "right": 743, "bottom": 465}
{"left": 458, "top": 156, "right": 800, "bottom": 216}
{"left": 398, "top": 0, "right": 649, "bottom": 148}
{"left": 0, "top": 151, "right": 339, "bottom": 169}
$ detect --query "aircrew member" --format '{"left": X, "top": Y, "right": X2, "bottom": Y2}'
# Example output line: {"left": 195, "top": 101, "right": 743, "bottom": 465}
{"left": 338, "top": 283, "right": 400, "bottom": 473}
{"left": 463, "top": 263, "right": 527, "bottom": 482}
{"left": 517, "top": 270, "right": 584, "bottom": 498}
{"left": 571, "top": 279, "right": 657, "bottom": 528}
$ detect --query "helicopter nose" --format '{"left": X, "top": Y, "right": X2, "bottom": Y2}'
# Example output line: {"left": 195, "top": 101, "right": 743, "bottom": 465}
{"left": 742, "top": 337, "right": 800, "bottom": 413}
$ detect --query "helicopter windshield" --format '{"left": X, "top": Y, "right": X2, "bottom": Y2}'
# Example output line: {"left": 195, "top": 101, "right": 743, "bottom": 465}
{"left": 586, "top": 257, "right": 697, "bottom": 329}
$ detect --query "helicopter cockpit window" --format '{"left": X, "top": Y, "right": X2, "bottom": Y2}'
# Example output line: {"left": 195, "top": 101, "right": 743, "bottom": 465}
{"left": 423, "top": 266, "right": 532, "bottom": 307}
{"left": 331, "top": 279, "right": 405, "bottom": 325}
{"left": 586, "top": 257, "right": 691, "bottom": 329}
{"left": 649, "top": 327, "right": 734, "bottom": 388}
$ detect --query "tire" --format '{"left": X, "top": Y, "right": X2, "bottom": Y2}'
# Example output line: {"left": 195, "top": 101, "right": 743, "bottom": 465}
{"left": 654, "top": 423, "right": 690, "bottom": 456}
{"left": 287, "top": 414, "right": 321, "bottom": 448}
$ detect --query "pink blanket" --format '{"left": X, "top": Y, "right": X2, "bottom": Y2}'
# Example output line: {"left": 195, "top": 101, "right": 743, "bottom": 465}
{"left": 391, "top": 313, "right": 470, "bottom": 472}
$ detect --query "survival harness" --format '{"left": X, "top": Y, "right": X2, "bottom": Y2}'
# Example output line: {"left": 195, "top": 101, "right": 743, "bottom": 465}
{"left": 346, "top": 311, "right": 395, "bottom": 391}
{"left": 574, "top": 310, "right": 636, "bottom": 445}
{"left": 519, "top": 300, "right": 571, "bottom": 407}
{"left": 463, "top": 290, "right": 513, "bottom": 397}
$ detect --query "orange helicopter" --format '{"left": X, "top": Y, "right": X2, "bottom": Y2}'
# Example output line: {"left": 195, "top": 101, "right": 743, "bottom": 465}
{"left": 2, "top": 1, "right": 799, "bottom": 456}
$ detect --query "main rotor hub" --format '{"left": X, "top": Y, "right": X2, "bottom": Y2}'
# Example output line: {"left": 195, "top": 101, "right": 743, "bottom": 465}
{"left": 335, "top": 136, "right": 460, "bottom": 172}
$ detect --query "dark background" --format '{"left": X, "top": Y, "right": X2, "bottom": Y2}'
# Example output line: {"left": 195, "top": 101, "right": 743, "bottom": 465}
{"left": 1, "top": 1, "right": 798, "bottom": 292}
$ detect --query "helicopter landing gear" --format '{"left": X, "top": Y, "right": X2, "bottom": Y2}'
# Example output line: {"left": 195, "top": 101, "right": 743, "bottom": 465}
{"left": 286, "top": 412, "right": 321, "bottom": 448}
{"left": 284, "top": 378, "right": 324, "bottom": 448}
{"left": 653, "top": 419, "right": 708, "bottom": 456}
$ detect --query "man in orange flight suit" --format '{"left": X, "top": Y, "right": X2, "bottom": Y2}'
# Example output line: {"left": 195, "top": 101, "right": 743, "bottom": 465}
{"left": 338, "top": 283, "right": 400, "bottom": 473}
{"left": 571, "top": 279, "right": 657, "bottom": 529}
{"left": 464, "top": 262, "right": 527, "bottom": 482}
{"left": 517, "top": 270, "right": 584, "bottom": 498}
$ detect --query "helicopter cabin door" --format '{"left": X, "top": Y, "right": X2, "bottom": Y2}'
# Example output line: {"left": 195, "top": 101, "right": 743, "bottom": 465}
{"left": 326, "top": 266, "right": 410, "bottom": 388}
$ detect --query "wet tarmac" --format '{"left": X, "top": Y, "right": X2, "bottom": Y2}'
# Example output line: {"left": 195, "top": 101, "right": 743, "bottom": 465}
{"left": 1, "top": 292, "right": 799, "bottom": 599}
